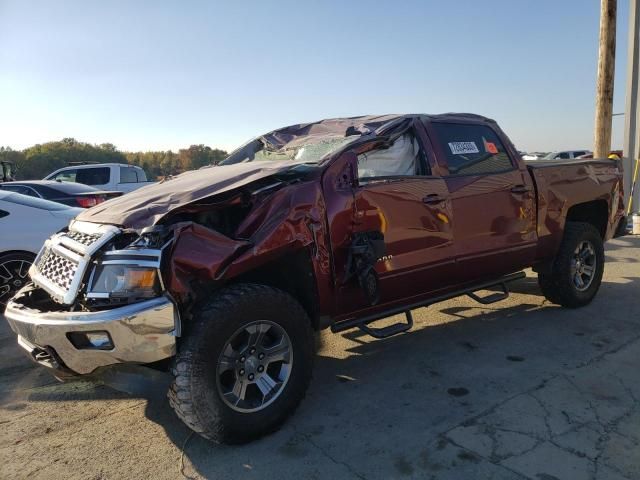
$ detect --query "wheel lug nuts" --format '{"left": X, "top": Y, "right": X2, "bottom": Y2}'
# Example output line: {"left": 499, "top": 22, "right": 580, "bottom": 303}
{"left": 249, "top": 347, "right": 256, "bottom": 354}
{"left": 258, "top": 353, "right": 265, "bottom": 360}
{"left": 240, "top": 356, "right": 245, "bottom": 362}
{"left": 258, "top": 365, "right": 264, "bottom": 373}
{"left": 248, "top": 373, "right": 255, "bottom": 381}
{"left": 239, "top": 369, "right": 245, "bottom": 376}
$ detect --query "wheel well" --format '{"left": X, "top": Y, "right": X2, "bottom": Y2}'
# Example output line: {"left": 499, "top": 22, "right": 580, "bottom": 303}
{"left": 0, "top": 250, "right": 37, "bottom": 261}
{"left": 230, "top": 249, "right": 321, "bottom": 330}
{"left": 565, "top": 200, "right": 608, "bottom": 238}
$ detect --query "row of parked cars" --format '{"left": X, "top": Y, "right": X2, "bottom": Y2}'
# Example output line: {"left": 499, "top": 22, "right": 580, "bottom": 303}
{"left": 0, "top": 163, "right": 152, "bottom": 305}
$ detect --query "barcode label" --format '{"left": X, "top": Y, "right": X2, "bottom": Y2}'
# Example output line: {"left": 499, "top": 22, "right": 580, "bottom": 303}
{"left": 448, "top": 142, "right": 479, "bottom": 155}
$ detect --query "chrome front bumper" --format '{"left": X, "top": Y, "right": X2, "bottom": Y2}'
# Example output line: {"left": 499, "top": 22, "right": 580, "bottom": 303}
{"left": 4, "top": 287, "right": 180, "bottom": 375}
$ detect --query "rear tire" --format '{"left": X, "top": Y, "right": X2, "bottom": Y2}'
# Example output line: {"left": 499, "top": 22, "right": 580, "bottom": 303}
{"left": 168, "top": 283, "right": 314, "bottom": 444}
{"left": 538, "top": 222, "right": 604, "bottom": 308}
{"left": 0, "top": 252, "right": 35, "bottom": 307}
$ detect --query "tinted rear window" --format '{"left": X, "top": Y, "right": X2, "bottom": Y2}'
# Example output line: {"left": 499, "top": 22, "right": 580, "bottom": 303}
{"left": 136, "top": 168, "right": 147, "bottom": 182}
{"left": 432, "top": 123, "right": 513, "bottom": 175}
{"left": 75, "top": 167, "right": 110, "bottom": 186}
{"left": 120, "top": 166, "right": 137, "bottom": 183}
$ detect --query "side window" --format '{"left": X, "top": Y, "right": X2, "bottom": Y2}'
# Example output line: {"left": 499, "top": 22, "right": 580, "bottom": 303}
{"left": 557, "top": 152, "right": 571, "bottom": 159}
{"left": 433, "top": 123, "right": 513, "bottom": 175}
{"left": 357, "top": 133, "right": 427, "bottom": 180}
{"left": 75, "top": 167, "right": 110, "bottom": 186}
{"left": 52, "top": 169, "right": 78, "bottom": 182}
{"left": 136, "top": 169, "right": 147, "bottom": 182}
{"left": 120, "top": 166, "right": 137, "bottom": 183}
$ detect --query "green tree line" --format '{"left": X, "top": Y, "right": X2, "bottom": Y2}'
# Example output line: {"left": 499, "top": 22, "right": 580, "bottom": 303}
{"left": 0, "top": 139, "right": 228, "bottom": 180}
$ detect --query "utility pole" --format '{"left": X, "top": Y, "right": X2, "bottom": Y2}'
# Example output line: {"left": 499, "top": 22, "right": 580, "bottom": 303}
{"left": 594, "top": 0, "right": 617, "bottom": 158}
{"left": 623, "top": 0, "right": 640, "bottom": 213}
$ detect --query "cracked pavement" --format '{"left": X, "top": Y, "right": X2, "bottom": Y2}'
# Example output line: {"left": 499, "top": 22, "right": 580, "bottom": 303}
{"left": 1, "top": 235, "right": 639, "bottom": 479}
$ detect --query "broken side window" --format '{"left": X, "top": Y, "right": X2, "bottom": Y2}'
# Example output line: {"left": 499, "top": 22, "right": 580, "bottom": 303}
{"left": 357, "top": 134, "right": 421, "bottom": 180}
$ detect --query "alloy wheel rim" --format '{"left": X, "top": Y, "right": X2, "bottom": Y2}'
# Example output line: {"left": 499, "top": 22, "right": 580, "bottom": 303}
{"left": 0, "top": 260, "right": 30, "bottom": 303}
{"left": 216, "top": 320, "right": 293, "bottom": 413}
{"left": 571, "top": 240, "right": 597, "bottom": 292}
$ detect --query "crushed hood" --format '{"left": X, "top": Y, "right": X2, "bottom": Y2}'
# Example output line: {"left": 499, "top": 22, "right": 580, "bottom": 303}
{"left": 76, "top": 161, "right": 312, "bottom": 229}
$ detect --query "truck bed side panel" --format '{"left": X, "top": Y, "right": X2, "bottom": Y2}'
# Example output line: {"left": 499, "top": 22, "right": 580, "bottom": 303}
{"left": 526, "top": 159, "right": 624, "bottom": 262}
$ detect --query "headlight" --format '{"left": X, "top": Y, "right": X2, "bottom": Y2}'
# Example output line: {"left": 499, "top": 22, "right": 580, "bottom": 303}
{"left": 89, "top": 264, "right": 160, "bottom": 299}
{"left": 84, "top": 245, "right": 165, "bottom": 305}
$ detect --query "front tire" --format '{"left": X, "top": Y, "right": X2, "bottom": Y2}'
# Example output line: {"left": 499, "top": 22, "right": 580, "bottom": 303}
{"left": 168, "top": 284, "right": 315, "bottom": 444}
{"left": 538, "top": 222, "right": 605, "bottom": 308}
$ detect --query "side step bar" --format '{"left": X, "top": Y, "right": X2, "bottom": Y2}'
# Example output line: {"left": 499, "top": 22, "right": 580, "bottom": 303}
{"left": 359, "top": 311, "right": 414, "bottom": 339}
{"left": 331, "top": 271, "right": 525, "bottom": 339}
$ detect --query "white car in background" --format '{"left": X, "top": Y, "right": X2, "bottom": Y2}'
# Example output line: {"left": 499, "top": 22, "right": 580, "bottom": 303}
{"left": 0, "top": 192, "right": 81, "bottom": 305}
{"left": 541, "top": 150, "right": 592, "bottom": 160}
{"left": 522, "top": 152, "right": 548, "bottom": 161}
{"left": 44, "top": 163, "right": 154, "bottom": 194}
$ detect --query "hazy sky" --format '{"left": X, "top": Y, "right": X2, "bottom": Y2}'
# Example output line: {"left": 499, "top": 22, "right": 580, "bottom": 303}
{"left": 0, "top": 0, "right": 632, "bottom": 153}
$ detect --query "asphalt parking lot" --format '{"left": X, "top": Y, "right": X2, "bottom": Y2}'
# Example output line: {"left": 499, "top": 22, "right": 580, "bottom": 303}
{"left": 1, "top": 235, "right": 639, "bottom": 480}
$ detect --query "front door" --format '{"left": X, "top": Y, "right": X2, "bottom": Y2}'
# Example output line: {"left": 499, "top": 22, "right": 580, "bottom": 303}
{"left": 326, "top": 124, "right": 456, "bottom": 317}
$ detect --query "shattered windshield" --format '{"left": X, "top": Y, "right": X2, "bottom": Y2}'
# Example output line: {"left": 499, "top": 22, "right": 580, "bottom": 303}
{"left": 220, "top": 137, "right": 357, "bottom": 166}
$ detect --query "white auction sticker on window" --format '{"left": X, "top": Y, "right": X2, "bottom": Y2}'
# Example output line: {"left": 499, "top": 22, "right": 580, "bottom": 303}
{"left": 448, "top": 142, "right": 479, "bottom": 155}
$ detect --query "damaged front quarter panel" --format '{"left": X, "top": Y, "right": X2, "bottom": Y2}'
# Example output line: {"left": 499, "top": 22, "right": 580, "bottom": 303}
{"left": 164, "top": 179, "right": 333, "bottom": 317}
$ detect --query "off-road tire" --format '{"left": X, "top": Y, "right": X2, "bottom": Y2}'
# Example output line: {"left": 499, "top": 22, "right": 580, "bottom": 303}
{"left": 168, "top": 283, "right": 315, "bottom": 444}
{"left": 538, "top": 222, "right": 605, "bottom": 308}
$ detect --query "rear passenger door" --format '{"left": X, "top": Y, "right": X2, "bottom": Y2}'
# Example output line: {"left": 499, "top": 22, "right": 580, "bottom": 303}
{"left": 75, "top": 167, "right": 111, "bottom": 189}
{"left": 426, "top": 121, "right": 536, "bottom": 284}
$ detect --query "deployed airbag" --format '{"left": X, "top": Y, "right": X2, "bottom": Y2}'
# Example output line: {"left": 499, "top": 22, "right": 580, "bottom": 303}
{"left": 357, "top": 134, "right": 418, "bottom": 178}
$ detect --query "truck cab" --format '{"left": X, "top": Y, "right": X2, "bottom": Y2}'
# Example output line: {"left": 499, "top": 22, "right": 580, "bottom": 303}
{"left": 44, "top": 163, "right": 153, "bottom": 193}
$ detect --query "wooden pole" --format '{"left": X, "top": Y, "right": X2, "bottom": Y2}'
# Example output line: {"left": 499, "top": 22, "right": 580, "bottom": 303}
{"left": 623, "top": 0, "right": 640, "bottom": 212}
{"left": 594, "top": 0, "right": 617, "bottom": 158}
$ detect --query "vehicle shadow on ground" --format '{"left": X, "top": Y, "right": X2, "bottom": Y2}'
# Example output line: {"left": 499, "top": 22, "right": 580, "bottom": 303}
{"left": 1, "top": 247, "right": 638, "bottom": 478}
{"left": 143, "top": 275, "right": 640, "bottom": 478}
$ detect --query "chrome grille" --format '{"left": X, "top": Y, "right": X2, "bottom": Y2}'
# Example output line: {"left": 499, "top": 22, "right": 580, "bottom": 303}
{"left": 65, "top": 230, "right": 102, "bottom": 247}
{"left": 29, "top": 221, "right": 121, "bottom": 305}
{"left": 36, "top": 248, "right": 79, "bottom": 291}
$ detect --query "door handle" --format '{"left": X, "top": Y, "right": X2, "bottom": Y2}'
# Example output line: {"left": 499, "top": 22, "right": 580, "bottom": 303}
{"left": 510, "top": 185, "right": 531, "bottom": 194}
{"left": 422, "top": 194, "right": 445, "bottom": 204}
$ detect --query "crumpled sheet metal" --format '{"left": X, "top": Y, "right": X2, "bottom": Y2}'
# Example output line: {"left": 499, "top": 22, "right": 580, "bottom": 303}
{"left": 166, "top": 182, "right": 333, "bottom": 309}
{"left": 166, "top": 222, "right": 250, "bottom": 303}
{"left": 76, "top": 161, "right": 306, "bottom": 229}
{"left": 260, "top": 114, "right": 401, "bottom": 149}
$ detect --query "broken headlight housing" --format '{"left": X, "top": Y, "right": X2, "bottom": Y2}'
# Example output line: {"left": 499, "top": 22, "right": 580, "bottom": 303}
{"left": 90, "top": 265, "right": 160, "bottom": 298}
{"left": 86, "top": 248, "right": 164, "bottom": 304}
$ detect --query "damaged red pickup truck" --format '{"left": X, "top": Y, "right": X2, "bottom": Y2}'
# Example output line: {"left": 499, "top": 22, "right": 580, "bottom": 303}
{"left": 5, "top": 114, "right": 627, "bottom": 443}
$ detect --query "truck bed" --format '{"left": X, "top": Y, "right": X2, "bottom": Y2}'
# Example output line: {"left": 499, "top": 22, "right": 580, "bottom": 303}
{"left": 525, "top": 157, "right": 625, "bottom": 261}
